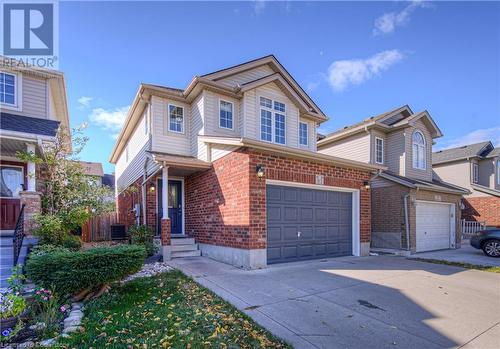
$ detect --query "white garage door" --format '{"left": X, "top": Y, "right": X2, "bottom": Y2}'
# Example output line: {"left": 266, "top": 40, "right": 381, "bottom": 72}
{"left": 416, "top": 201, "right": 453, "bottom": 252}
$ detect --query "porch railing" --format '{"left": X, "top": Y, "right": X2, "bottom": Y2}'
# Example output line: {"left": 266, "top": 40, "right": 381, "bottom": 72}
{"left": 13, "top": 204, "right": 25, "bottom": 266}
{"left": 461, "top": 219, "right": 485, "bottom": 240}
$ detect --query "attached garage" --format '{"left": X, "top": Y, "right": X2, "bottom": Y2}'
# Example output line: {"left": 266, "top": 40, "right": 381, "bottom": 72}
{"left": 416, "top": 201, "right": 456, "bottom": 252}
{"left": 266, "top": 181, "right": 359, "bottom": 264}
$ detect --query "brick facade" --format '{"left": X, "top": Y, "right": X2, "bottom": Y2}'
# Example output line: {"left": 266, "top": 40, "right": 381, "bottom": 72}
{"left": 161, "top": 218, "right": 171, "bottom": 246}
{"left": 19, "top": 191, "right": 41, "bottom": 236}
{"left": 462, "top": 196, "right": 500, "bottom": 227}
{"left": 184, "top": 148, "right": 372, "bottom": 250}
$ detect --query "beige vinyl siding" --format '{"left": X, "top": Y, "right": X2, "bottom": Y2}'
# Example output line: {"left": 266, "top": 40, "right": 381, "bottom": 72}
{"left": 433, "top": 160, "right": 480, "bottom": 195}
{"left": 216, "top": 64, "right": 274, "bottom": 88}
{"left": 386, "top": 129, "right": 406, "bottom": 175}
{"left": 370, "top": 130, "right": 386, "bottom": 165}
{"left": 22, "top": 75, "right": 48, "bottom": 118}
{"left": 318, "top": 132, "right": 371, "bottom": 163}
{"left": 203, "top": 90, "right": 241, "bottom": 137}
{"left": 190, "top": 93, "right": 208, "bottom": 160}
{"left": 298, "top": 117, "right": 316, "bottom": 152}
{"left": 211, "top": 144, "right": 240, "bottom": 162}
{"left": 244, "top": 82, "right": 300, "bottom": 148}
{"left": 151, "top": 95, "right": 191, "bottom": 156}
{"left": 405, "top": 119, "right": 433, "bottom": 181}
{"left": 115, "top": 111, "right": 150, "bottom": 193}
{"left": 478, "top": 158, "right": 496, "bottom": 189}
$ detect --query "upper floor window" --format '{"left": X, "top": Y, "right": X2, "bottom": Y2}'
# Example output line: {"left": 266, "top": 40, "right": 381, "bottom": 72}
{"left": 168, "top": 104, "right": 184, "bottom": 133}
{"left": 412, "top": 130, "right": 426, "bottom": 170}
{"left": 0, "top": 72, "right": 16, "bottom": 106}
{"left": 375, "top": 137, "right": 384, "bottom": 164}
{"left": 260, "top": 97, "right": 286, "bottom": 145}
{"left": 299, "top": 122, "right": 308, "bottom": 146}
{"left": 472, "top": 163, "right": 479, "bottom": 183}
{"left": 219, "top": 100, "right": 233, "bottom": 129}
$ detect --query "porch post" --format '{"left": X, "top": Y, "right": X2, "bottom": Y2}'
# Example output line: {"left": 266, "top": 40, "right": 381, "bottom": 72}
{"left": 26, "top": 143, "right": 36, "bottom": 192}
{"left": 161, "top": 165, "right": 171, "bottom": 260}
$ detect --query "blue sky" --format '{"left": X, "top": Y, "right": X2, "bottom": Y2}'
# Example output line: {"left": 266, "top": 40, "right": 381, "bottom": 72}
{"left": 59, "top": 1, "right": 500, "bottom": 173}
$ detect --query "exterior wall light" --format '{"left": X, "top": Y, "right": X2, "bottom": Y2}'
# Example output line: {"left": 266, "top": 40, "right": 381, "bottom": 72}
{"left": 149, "top": 183, "right": 155, "bottom": 192}
{"left": 363, "top": 180, "right": 370, "bottom": 190}
{"left": 256, "top": 165, "right": 265, "bottom": 180}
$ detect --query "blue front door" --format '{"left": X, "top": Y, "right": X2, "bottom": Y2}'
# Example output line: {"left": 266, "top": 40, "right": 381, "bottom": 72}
{"left": 157, "top": 179, "right": 183, "bottom": 235}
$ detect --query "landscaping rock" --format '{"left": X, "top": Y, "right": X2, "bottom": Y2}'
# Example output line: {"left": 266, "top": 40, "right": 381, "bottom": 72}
{"left": 123, "top": 262, "right": 172, "bottom": 282}
{"left": 63, "top": 326, "right": 82, "bottom": 334}
{"left": 71, "top": 302, "right": 82, "bottom": 310}
{"left": 28, "top": 322, "right": 46, "bottom": 331}
{"left": 39, "top": 338, "right": 56, "bottom": 347}
{"left": 64, "top": 319, "right": 81, "bottom": 328}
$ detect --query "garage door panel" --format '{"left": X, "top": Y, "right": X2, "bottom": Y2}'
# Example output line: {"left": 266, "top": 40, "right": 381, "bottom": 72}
{"left": 267, "top": 185, "right": 353, "bottom": 264}
{"left": 416, "top": 201, "right": 452, "bottom": 252}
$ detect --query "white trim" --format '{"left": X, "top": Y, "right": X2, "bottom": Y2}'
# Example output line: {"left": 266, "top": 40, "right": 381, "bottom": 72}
{"left": 375, "top": 137, "right": 384, "bottom": 164}
{"left": 415, "top": 200, "right": 456, "bottom": 251}
{"left": 265, "top": 179, "right": 361, "bottom": 257}
{"left": 258, "top": 95, "right": 286, "bottom": 146}
{"left": 167, "top": 103, "right": 185, "bottom": 134}
{"left": 412, "top": 130, "right": 426, "bottom": 170}
{"left": 298, "top": 121, "right": 308, "bottom": 146}
{"left": 218, "top": 98, "right": 234, "bottom": 130}
{"left": 0, "top": 164, "right": 24, "bottom": 199}
{"left": 157, "top": 175, "right": 185, "bottom": 235}
{"left": 0, "top": 71, "right": 22, "bottom": 112}
{"left": 472, "top": 163, "right": 479, "bottom": 184}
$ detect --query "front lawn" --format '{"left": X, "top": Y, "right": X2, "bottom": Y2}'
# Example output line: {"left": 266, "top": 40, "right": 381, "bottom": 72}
{"left": 410, "top": 258, "right": 500, "bottom": 273}
{"left": 58, "top": 270, "right": 291, "bottom": 348}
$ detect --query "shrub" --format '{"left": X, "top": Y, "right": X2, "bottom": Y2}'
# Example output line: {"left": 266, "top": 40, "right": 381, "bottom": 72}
{"left": 29, "top": 244, "right": 71, "bottom": 257}
{"left": 62, "top": 235, "right": 83, "bottom": 251}
{"left": 0, "top": 292, "right": 26, "bottom": 319}
{"left": 26, "top": 245, "right": 146, "bottom": 296}
{"left": 129, "top": 225, "right": 154, "bottom": 256}
{"left": 33, "top": 214, "right": 66, "bottom": 246}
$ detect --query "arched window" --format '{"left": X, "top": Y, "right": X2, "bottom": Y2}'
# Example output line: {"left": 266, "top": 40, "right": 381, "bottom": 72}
{"left": 412, "top": 130, "right": 426, "bottom": 169}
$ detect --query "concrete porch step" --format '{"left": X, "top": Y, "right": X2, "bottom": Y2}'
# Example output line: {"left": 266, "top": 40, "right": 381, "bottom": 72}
{"left": 0, "top": 230, "right": 14, "bottom": 237}
{"left": 171, "top": 243, "right": 199, "bottom": 252}
{"left": 171, "top": 250, "right": 201, "bottom": 258}
{"left": 171, "top": 237, "right": 195, "bottom": 246}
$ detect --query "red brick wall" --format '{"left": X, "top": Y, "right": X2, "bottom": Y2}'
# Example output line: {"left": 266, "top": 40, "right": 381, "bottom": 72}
{"left": 185, "top": 148, "right": 372, "bottom": 250}
{"left": 116, "top": 176, "right": 157, "bottom": 232}
{"left": 463, "top": 196, "right": 500, "bottom": 227}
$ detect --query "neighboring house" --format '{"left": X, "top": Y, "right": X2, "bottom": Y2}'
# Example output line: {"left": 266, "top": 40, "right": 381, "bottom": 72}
{"left": 110, "top": 55, "right": 383, "bottom": 268}
{"left": 78, "top": 161, "right": 104, "bottom": 186}
{"left": 433, "top": 141, "right": 500, "bottom": 227}
{"left": 0, "top": 59, "right": 70, "bottom": 286}
{"left": 317, "top": 105, "right": 469, "bottom": 253}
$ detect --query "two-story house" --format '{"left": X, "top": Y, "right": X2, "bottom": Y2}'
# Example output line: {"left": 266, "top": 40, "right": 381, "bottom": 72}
{"left": 317, "top": 105, "right": 469, "bottom": 254}
{"left": 110, "top": 55, "right": 384, "bottom": 268}
{"left": 0, "top": 58, "right": 70, "bottom": 285}
{"left": 433, "top": 141, "right": 500, "bottom": 228}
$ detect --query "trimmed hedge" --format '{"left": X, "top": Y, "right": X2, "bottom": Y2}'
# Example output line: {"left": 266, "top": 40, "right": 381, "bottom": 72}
{"left": 26, "top": 245, "right": 146, "bottom": 296}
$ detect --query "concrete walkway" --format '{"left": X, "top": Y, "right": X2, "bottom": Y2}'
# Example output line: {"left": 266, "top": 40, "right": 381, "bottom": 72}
{"left": 408, "top": 243, "right": 500, "bottom": 267}
{"left": 168, "top": 255, "right": 500, "bottom": 349}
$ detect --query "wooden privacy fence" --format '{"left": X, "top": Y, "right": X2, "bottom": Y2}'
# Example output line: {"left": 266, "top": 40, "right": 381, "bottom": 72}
{"left": 461, "top": 219, "right": 486, "bottom": 240}
{"left": 81, "top": 212, "right": 118, "bottom": 242}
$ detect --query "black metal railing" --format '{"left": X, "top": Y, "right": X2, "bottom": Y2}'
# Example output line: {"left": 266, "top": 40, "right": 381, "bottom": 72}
{"left": 13, "top": 204, "right": 25, "bottom": 266}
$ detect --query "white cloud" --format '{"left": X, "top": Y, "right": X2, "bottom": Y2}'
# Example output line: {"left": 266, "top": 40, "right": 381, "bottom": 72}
{"left": 77, "top": 96, "right": 93, "bottom": 108}
{"left": 327, "top": 49, "right": 404, "bottom": 92}
{"left": 253, "top": 0, "right": 266, "bottom": 15}
{"left": 307, "top": 81, "right": 321, "bottom": 92}
{"left": 435, "top": 126, "right": 500, "bottom": 150}
{"left": 89, "top": 106, "right": 129, "bottom": 139}
{"left": 373, "top": 1, "right": 430, "bottom": 36}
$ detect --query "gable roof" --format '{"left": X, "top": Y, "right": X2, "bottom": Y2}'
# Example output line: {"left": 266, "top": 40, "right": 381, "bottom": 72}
{"left": 77, "top": 161, "right": 104, "bottom": 177}
{"left": 318, "top": 105, "right": 442, "bottom": 147}
{"left": 379, "top": 171, "right": 470, "bottom": 195}
{"left": 432, "top": 141, "right": 494, "bottom": 165}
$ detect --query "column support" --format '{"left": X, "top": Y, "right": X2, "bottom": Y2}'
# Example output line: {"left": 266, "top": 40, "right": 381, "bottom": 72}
{"left": 26, "top": 143, "right": 36, "bottom": 191}
{"left": 162, "top": 165, "right": 169, "bottom": 219}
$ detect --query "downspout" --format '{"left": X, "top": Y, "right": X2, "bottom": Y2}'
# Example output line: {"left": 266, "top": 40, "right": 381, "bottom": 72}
{"left": 140, "top": 99, "right": 152, "bottom": 226}
{"left": 403, "top": 193, "right": 410, "bottom": 251}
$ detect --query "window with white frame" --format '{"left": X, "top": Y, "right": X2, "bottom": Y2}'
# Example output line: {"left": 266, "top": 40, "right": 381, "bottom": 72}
{"left": 472, "top": 163, "right": 479, "bottom": 183}
{"left": 412, "top": 130, "right": 426, "bottom": 170}
{"left": 299, "top": 122, "right": 308, "bottom": 146}
{"left": 260, "top": 97, "right": 286, "bottom": 145}
{"left": 168, "top": 105, "right": 184, "bottom": 133}
{"left": 219, "top": 100, "right": 233, "bottom": 129}
{"left": 375, "top": 137, "right": 384, "bottom": 164}
{"left": 0, "top": 72, "right": 16, "bottom": 106}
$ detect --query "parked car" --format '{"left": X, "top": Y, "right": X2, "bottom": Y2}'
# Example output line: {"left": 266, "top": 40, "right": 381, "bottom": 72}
{"left": 470, "top": 230, "right": 500, "bottom": 257}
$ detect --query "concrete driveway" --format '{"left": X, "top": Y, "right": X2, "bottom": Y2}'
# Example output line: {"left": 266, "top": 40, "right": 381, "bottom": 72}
{"left": 408, "top": 243, "right": 500, "bottom": 267}
{"left": 168, "top": 255, "right": 500, "bottom": 349}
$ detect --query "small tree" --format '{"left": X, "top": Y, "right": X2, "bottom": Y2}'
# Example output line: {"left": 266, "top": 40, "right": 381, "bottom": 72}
{"left": 17, "top": 125, "right": 114, "bottom": 246}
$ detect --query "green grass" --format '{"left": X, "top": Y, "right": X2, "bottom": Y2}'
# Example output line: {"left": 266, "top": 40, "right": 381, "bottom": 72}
{"left": 411, "top": 258, "right": 500, "bottom": 273}
{"left": 57, "top": 270, "right": 291, "bottom": 349}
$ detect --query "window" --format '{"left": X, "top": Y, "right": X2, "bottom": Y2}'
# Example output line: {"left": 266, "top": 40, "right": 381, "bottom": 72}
{"left": 299, "top": 122, "right": 308, "bottom": 146}
{"left": 260, "top": 97, "right": 286, "bottom": 144}
{"left": 219, "top": 100, "right": 233, "bottom": 129}
{"left": 375, "top": 137, "right": 384, "bottom": 164}
{"left": 412, "top": 130, "right": 426, "bottom": 170}
{"left": 168, "top": 105, "right": 184, "bottom": 133}
{"left": 0, "top": 72, "right": 16, "bottom": 105}
{"left": 0, "top": 166, "right": 23, "bottom": 198}
{"left": 472, "top": 163, "right": 479, "bottom": 183}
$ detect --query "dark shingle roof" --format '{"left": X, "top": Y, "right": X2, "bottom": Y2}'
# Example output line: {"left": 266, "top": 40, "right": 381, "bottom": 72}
{"left": 0, "top": 112, "right": 60, "bottom": 137}
{"left": 433, "top": 141, "right": 493, "bottom": 164}
{"left": 381, "top": 171, "right": 469, "bottom": 194}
